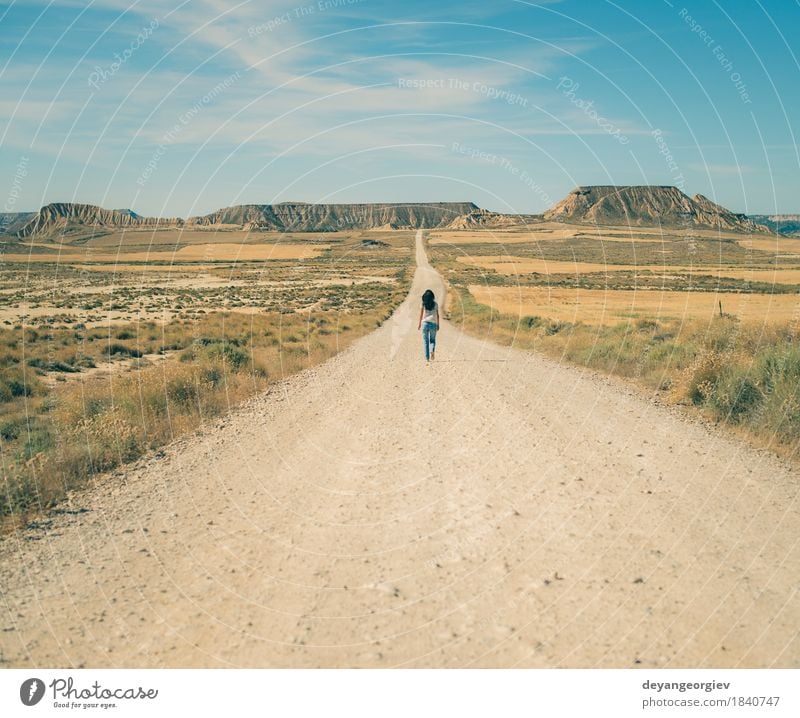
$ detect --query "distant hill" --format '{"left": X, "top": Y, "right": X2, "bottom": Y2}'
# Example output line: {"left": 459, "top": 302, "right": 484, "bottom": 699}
{"left": 445, "top": 207, "right": 542, "bottom": 229}
{"left": 544, "top": 186, "right": 770, "bottom": 233}
{"left": 0, "top": 212, "right": 36, "bottom": 236}
{"left": 186, "top": 202, "right": 479, "bottom": 231}
{"left": 16, "top": 203, "right": 183, "bottom": 238}
{"left": 13, "top": 193, "right": 774, "bottom": 239}
{"left": 748, "top": 215, "right": 800, "bottom": 237}
{"left": 14, "top": 201, "right": 478, "bottom": 237}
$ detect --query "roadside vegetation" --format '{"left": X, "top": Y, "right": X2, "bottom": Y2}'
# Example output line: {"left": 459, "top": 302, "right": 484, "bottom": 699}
{"left": 433, "top": 228, "right": 800, "bottom": 457}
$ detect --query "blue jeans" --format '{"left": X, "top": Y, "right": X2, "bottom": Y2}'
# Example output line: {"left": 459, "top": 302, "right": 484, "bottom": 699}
{"left": 422, "top": 321, "right": 437, "bottom": 360}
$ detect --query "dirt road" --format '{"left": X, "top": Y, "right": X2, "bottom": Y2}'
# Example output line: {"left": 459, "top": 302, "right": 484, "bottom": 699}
{"left": 1, "top": 231, "right": 798, "bottom": 667}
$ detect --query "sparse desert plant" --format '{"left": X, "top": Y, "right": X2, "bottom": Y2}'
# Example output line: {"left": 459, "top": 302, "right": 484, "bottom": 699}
{"left": 0, "top": 232, "right": 415, "bottom": 526}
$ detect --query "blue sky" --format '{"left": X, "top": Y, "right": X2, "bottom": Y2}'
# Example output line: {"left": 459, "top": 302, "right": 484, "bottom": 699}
{"left": 1, "top": 0, "right": 798, "bottom": 216}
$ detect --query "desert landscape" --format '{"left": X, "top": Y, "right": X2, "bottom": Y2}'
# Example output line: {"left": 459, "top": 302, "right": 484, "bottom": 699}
{"left": 1, "top": 190, "right": 799, "bottom": 668}
{"left": 0, "top": 205, "right": 424, "bottom": 520}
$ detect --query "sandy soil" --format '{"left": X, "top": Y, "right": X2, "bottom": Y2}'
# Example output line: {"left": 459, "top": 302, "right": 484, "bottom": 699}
{"left": 1, "top": 231, "right": 798, "bottom": 668}
{"left": 2, "top": 243, "right": 329, "bottom": 263}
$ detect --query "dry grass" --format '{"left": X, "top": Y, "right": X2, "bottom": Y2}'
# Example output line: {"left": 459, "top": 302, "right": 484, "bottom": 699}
{"left": 0, "top": 307, "right": 403, "bottom": 525}
{"left": 458, "top": 255, "right": 800, "bottom": 283}
{"left": 738, "top": 237, "right": 800, "bottom": 255}
{"left": 467, "top": 285, "right": 800, "bottom": 326}
{"left": 429, "top": 222, "right": 762, "bottom": 246}
{"left": 70, "top": 263, "right": 228, "bottom": 273}
{"left": 429, "top": 228, "right": 578, "bottom": 245}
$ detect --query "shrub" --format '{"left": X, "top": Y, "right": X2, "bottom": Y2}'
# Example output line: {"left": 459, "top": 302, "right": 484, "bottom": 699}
{"left": 166, "top": 375, "right": 200, "bottom": 410}
{"left": 684, "top": 350, "right": 725, "bottom": 405}
{"left": 206, "top": 343, "right": 249, "bottom": 369}
{"left": 0, "top": 417, "right": 24, "bottom": 441}
{"left": 18, "top": 424, "right": 54, "bottom": 463}
{"left": 545, "top": 321, "right": 569, "bottom": 336}
{"left": 759, "top": 378, "right": 800, "bottom": 442}
{"left": 707, "top": 368, "right": 763, "bottom": 423}
{"left": 703, "top": 317, "right": 740, "bottom": 353}
{"left": 1, "top": 474, "right": 39, "bottom": 515}
{"left": 636, "top": 318, "right": 660, "bottom": 332}
{"left": 27, "top": 357, "right": 79, "bottom": 372}
{"left": 107, "top": 343, "right": 142, "bottom": 358}
{"left": 758, "top": 347, "right": 800, "bottom": 392}
{"left": 84, "top": 397, "right": 111, "bottom": 418}
{"left": 201, "top": 366, "right": 223, "bottom": 388}
{"left": 74, "top": 354, "right": 96, "bottom": 369}
{"left": 1, "top": 375, "right": 34, "bottom": 400}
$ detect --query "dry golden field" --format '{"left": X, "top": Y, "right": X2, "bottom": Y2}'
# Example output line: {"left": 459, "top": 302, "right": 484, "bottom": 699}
{"left": 429, "top": 221, "right": 800, "bottom": 303}
{"left": 468, "top": 285, "right": 800, "bottom": 326}
{"left": 428, "top": 225, "right": 580, "bottom": 244}
{"left": 458, "top": 256, "right": 800, "bottom": 284}
{"left": 428, "top": 223, "right": 760, "bottom": 246}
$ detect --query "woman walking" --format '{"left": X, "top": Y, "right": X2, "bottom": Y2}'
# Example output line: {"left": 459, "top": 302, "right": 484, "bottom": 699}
{"left": 417, "top": 289, "right": 440, "bottom": 362}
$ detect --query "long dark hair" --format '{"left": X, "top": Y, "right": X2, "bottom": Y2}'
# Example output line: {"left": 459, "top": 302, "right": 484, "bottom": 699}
{"left": 422, "top": 289, "right": 435, "bottom": 311}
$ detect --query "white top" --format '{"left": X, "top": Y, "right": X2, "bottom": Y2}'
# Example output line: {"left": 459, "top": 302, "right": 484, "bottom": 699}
{"left": 421, "top": 300, "right": 438, "bottom": 325}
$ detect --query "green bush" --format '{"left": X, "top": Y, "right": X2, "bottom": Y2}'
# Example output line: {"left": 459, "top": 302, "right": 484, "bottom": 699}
{"left": 1, "top": 417, "right": 24, "bottom": 441}
{"left": 143, "top": 389, "right": 168, "bottom": 417}
{"left": 0, "top": 373, "right": 34, "bottom": 400}
{"left": 27, "top": 357, "right": 79, "bottom": 372}
{"left": 758, "top": 377, "right": 800, "bottom": 442}
{"left": 18, "top": 424, "right": 54, "bottom": 462}
{"left": 107, "top": 343, "right": 142, "bottom": 358}
{"left": 201, "top": 366, "right": 223, "bottom": 388}
{"left": 206, "top": 343, "right": 249, "bottom": 369}
{"left": 1, "top": 474, "right": 39, "bottom": 515}
{"left": 545, "top": 321, "right": 569, "bottom": 336}
{"left": 84, "top": 397, "right": 111, "bottom": 417}
{"left": 758, "top": 347, "right": 800, "bottom": 391}
{"left": 707, "top": 368, "right": 763, "bottom": 423}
